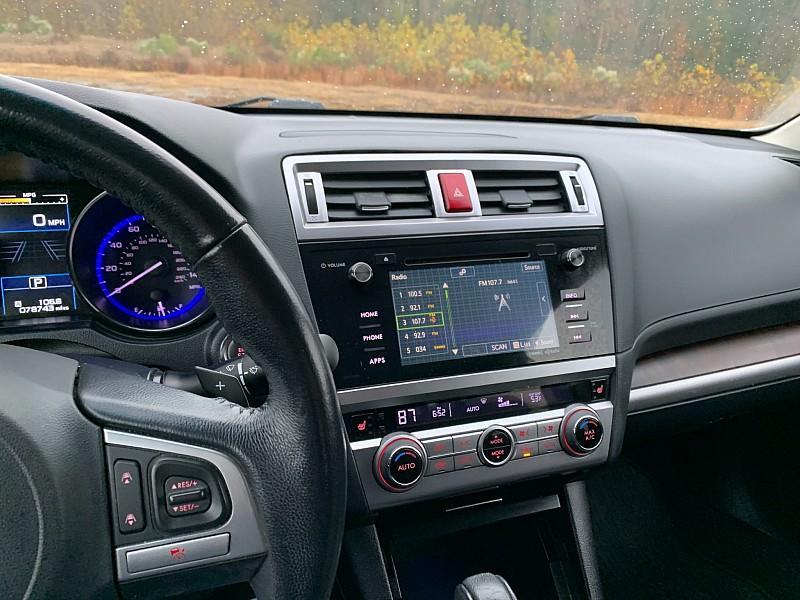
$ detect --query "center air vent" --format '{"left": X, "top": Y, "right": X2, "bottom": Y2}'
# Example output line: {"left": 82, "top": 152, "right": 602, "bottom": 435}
{"left": 322, "top": 171, "right": 433, "bottom": 221}
{"left": 473, "top": 171, "right": 567, "bottom": 215}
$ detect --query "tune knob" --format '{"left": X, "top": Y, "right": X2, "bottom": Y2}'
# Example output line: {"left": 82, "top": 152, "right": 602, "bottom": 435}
{"left": 560, "top": 405, "right": 604, "bottom": 457}
{"left": 348, "top": 261, "right": 374, "bottom": 284}
{"left": 373, "top": 433, "right": 427, "bottom": 492}
{"left": 561, "top": 248, "right": 585, "bottom": 270}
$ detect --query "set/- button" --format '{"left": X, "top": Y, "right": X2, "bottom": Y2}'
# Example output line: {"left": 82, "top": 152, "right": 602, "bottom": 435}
{"left": 165, "top": 476, "right": 211, "bottom": 517}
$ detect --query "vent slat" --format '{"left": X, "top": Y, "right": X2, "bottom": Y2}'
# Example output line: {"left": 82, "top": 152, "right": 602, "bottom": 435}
{"left": 321, "top": 170, "right": 433, "bottom": 220}
{"left": 473, "top": 176, "right": 560, "bottom": 189}
{"left": 474, "top": 170, "right": 567, "bottom": 215}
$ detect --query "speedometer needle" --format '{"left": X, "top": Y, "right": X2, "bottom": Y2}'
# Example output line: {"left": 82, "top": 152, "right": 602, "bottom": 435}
{"left": 108, "top": 261, "right": 164, "bottom": 296}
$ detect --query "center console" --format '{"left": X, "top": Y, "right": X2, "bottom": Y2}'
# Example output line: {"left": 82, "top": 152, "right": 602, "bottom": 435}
{"left": 285, "top": 152, "right": 616, "bottom": 511}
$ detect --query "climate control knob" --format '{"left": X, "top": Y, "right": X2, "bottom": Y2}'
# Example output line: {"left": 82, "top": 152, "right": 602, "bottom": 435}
{"left": 373, "top": 433, "right": 427, "bottom": 492}
{"left": 560, "top": 405, "right": 604, "bottom": 456}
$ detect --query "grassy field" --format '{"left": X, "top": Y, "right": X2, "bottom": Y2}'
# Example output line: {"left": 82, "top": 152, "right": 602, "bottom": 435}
{"left": 1, "top": 61, "right": 753, "bottom": 130}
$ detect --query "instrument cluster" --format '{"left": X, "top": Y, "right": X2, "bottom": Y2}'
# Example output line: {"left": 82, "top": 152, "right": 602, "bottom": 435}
{"left": 0, "top": 183, "right": 212, "bottom": 335}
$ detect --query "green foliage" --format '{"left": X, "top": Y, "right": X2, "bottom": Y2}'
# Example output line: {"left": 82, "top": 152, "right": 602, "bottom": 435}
{"left": 18, "top": 15, "right": 52, "bottom": 35}
{"left": 139, "top": 33, "right": 179, "bottom": 57}
{"left": 185, "top": 37, "right": 208, "bottom": 57}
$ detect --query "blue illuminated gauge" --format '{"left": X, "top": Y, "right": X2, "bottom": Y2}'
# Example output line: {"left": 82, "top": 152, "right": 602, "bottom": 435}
{"left": 70, "top": 193, "right": 211, "bottom": 332}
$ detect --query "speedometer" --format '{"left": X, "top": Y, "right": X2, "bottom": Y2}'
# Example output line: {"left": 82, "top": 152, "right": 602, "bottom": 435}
{"left": 96, "top": 215, "right": 206, "bottom": 321}
{"left": 70, "top": 193, "right": 211, "bottom": 332}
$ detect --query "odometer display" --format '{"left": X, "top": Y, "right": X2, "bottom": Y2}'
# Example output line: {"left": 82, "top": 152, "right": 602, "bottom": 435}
{"left": 97, "top": 215, "right": 206, "bottom": 322}
{"left": 70, "top": 193, "right": 211, "bottom": 332}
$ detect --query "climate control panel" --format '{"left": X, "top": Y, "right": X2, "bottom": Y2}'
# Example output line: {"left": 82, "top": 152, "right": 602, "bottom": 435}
{"left": 352, "top": 400, "right": 611, "bottom": 509}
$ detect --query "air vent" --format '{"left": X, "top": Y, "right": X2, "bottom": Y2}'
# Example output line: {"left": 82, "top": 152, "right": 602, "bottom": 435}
{"left": 779, "top": 157, "right": 800, "bottom": 168}
{"left": 473, "top": 171, "right": 568, "bottom": 215}
{"left": 321, "top": 171, "right": 433, "bottom": 221}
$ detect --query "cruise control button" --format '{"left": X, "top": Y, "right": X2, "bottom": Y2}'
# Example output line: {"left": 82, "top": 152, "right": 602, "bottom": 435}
{"left": 423, "top": 437, "right": 454, "bottom": 458}
{"left": 453, "top": 452, "right": 481, "bottom": 470}
{"left": 165, "top": 476, "right": 211, "bottom": 517}
{"left": 426, "top": 456, "right": 454, "bottom": 476}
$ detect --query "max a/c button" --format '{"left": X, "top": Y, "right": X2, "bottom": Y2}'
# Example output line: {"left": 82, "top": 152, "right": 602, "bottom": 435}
{"left": 126, "top": 533, "right": 230, "bottom": 574}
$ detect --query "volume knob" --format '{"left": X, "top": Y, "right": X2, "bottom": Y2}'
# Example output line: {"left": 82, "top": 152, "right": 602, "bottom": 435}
{"left": 373, "top": 433, "right": 427, "bottom": 492}
{"left": 348, "top": 261, "right": 374, "bottom": 284}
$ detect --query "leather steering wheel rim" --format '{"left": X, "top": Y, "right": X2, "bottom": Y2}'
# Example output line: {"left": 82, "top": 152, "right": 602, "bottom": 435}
{"left": 0, "top": 76, "right": 347, "bottom": 598}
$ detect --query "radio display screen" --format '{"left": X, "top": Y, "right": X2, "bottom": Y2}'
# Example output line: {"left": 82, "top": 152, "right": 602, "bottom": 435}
{"left": 0, "top": 191, "right": 78, "bottom": 320}
{"left": 389, "top": 260, "right": 560, "bottom": 366}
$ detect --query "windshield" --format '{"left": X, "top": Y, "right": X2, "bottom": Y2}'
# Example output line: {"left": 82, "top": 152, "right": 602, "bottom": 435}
{"left": 2, "top": 2, "right": 799, "bottom": 130}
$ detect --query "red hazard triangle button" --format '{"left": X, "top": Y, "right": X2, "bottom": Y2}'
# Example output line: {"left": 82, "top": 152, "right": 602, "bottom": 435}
{"left": 438, "top": 173, "right": 473, "bottom": 212}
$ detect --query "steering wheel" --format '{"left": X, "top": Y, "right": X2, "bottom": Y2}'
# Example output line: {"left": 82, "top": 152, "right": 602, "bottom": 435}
{"left": 0, "top": 77, "right": 347, "bottom": 598}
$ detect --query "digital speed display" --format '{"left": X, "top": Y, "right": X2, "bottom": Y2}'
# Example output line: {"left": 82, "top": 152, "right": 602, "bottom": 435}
{"left": 0, "top": 191, "right": 78, "bottom": 321}
{"left": 389, "top": 260, "right": 560, "bottom": 366}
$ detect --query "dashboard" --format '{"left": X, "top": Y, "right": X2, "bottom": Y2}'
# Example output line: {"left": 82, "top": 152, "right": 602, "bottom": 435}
{"left": 5, "top": 78, "right": 800, "bottom": 520}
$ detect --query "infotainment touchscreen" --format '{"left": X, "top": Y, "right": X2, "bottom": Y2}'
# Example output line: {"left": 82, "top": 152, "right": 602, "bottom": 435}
{"left": 389, "top": 260, "right": 560, "bottom": 366}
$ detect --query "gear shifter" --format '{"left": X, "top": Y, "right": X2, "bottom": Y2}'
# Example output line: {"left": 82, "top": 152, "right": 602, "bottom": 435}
{"left": 454, "top": 573, "right": 518, "bottom": 600}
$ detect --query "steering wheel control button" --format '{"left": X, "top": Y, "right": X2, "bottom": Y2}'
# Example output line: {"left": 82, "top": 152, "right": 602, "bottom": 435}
{"left": 113, "top": 460, "right": 145, "bottom": 534}
{"left": 423, "top": 437, "right": 454, "bottom": 458}
{"left": 438, "top": 172, "right": 474, "bottom": 213}
{"left": 478, "top": 427, "right": 515, "bottom": 467}
{"left": 348, "top": 261, "right": 374, "bottom": 284}
{"left": 514, "top": 441, "right": 539, "bottom": 460}
{"left": 374, "top": 433, "right": 427, "bottom": 492}
{"left": 126, "top": 533, "right": 231, "bottom": 574}
{"left": 452, "top": 432, "right": 481, "bottom": 453}
{"left": 560, "top": 288, "right": 585, "bottom": 301}
{"left": 453, "top": 452, "right": 481, "bottom": 471}
{"left": 560, "top": 405, "right": 604, "bottom": 457}
{"left": 426, "top": 456, "right": 455, "bottom": 476}
{"left": 165, "top": 476, "right": 211, "bottom": 517}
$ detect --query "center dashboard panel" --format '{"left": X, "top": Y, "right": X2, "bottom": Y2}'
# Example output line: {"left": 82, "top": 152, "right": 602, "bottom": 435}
{"left": 286, "top": 152, "right": 617, "bottom": 509}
